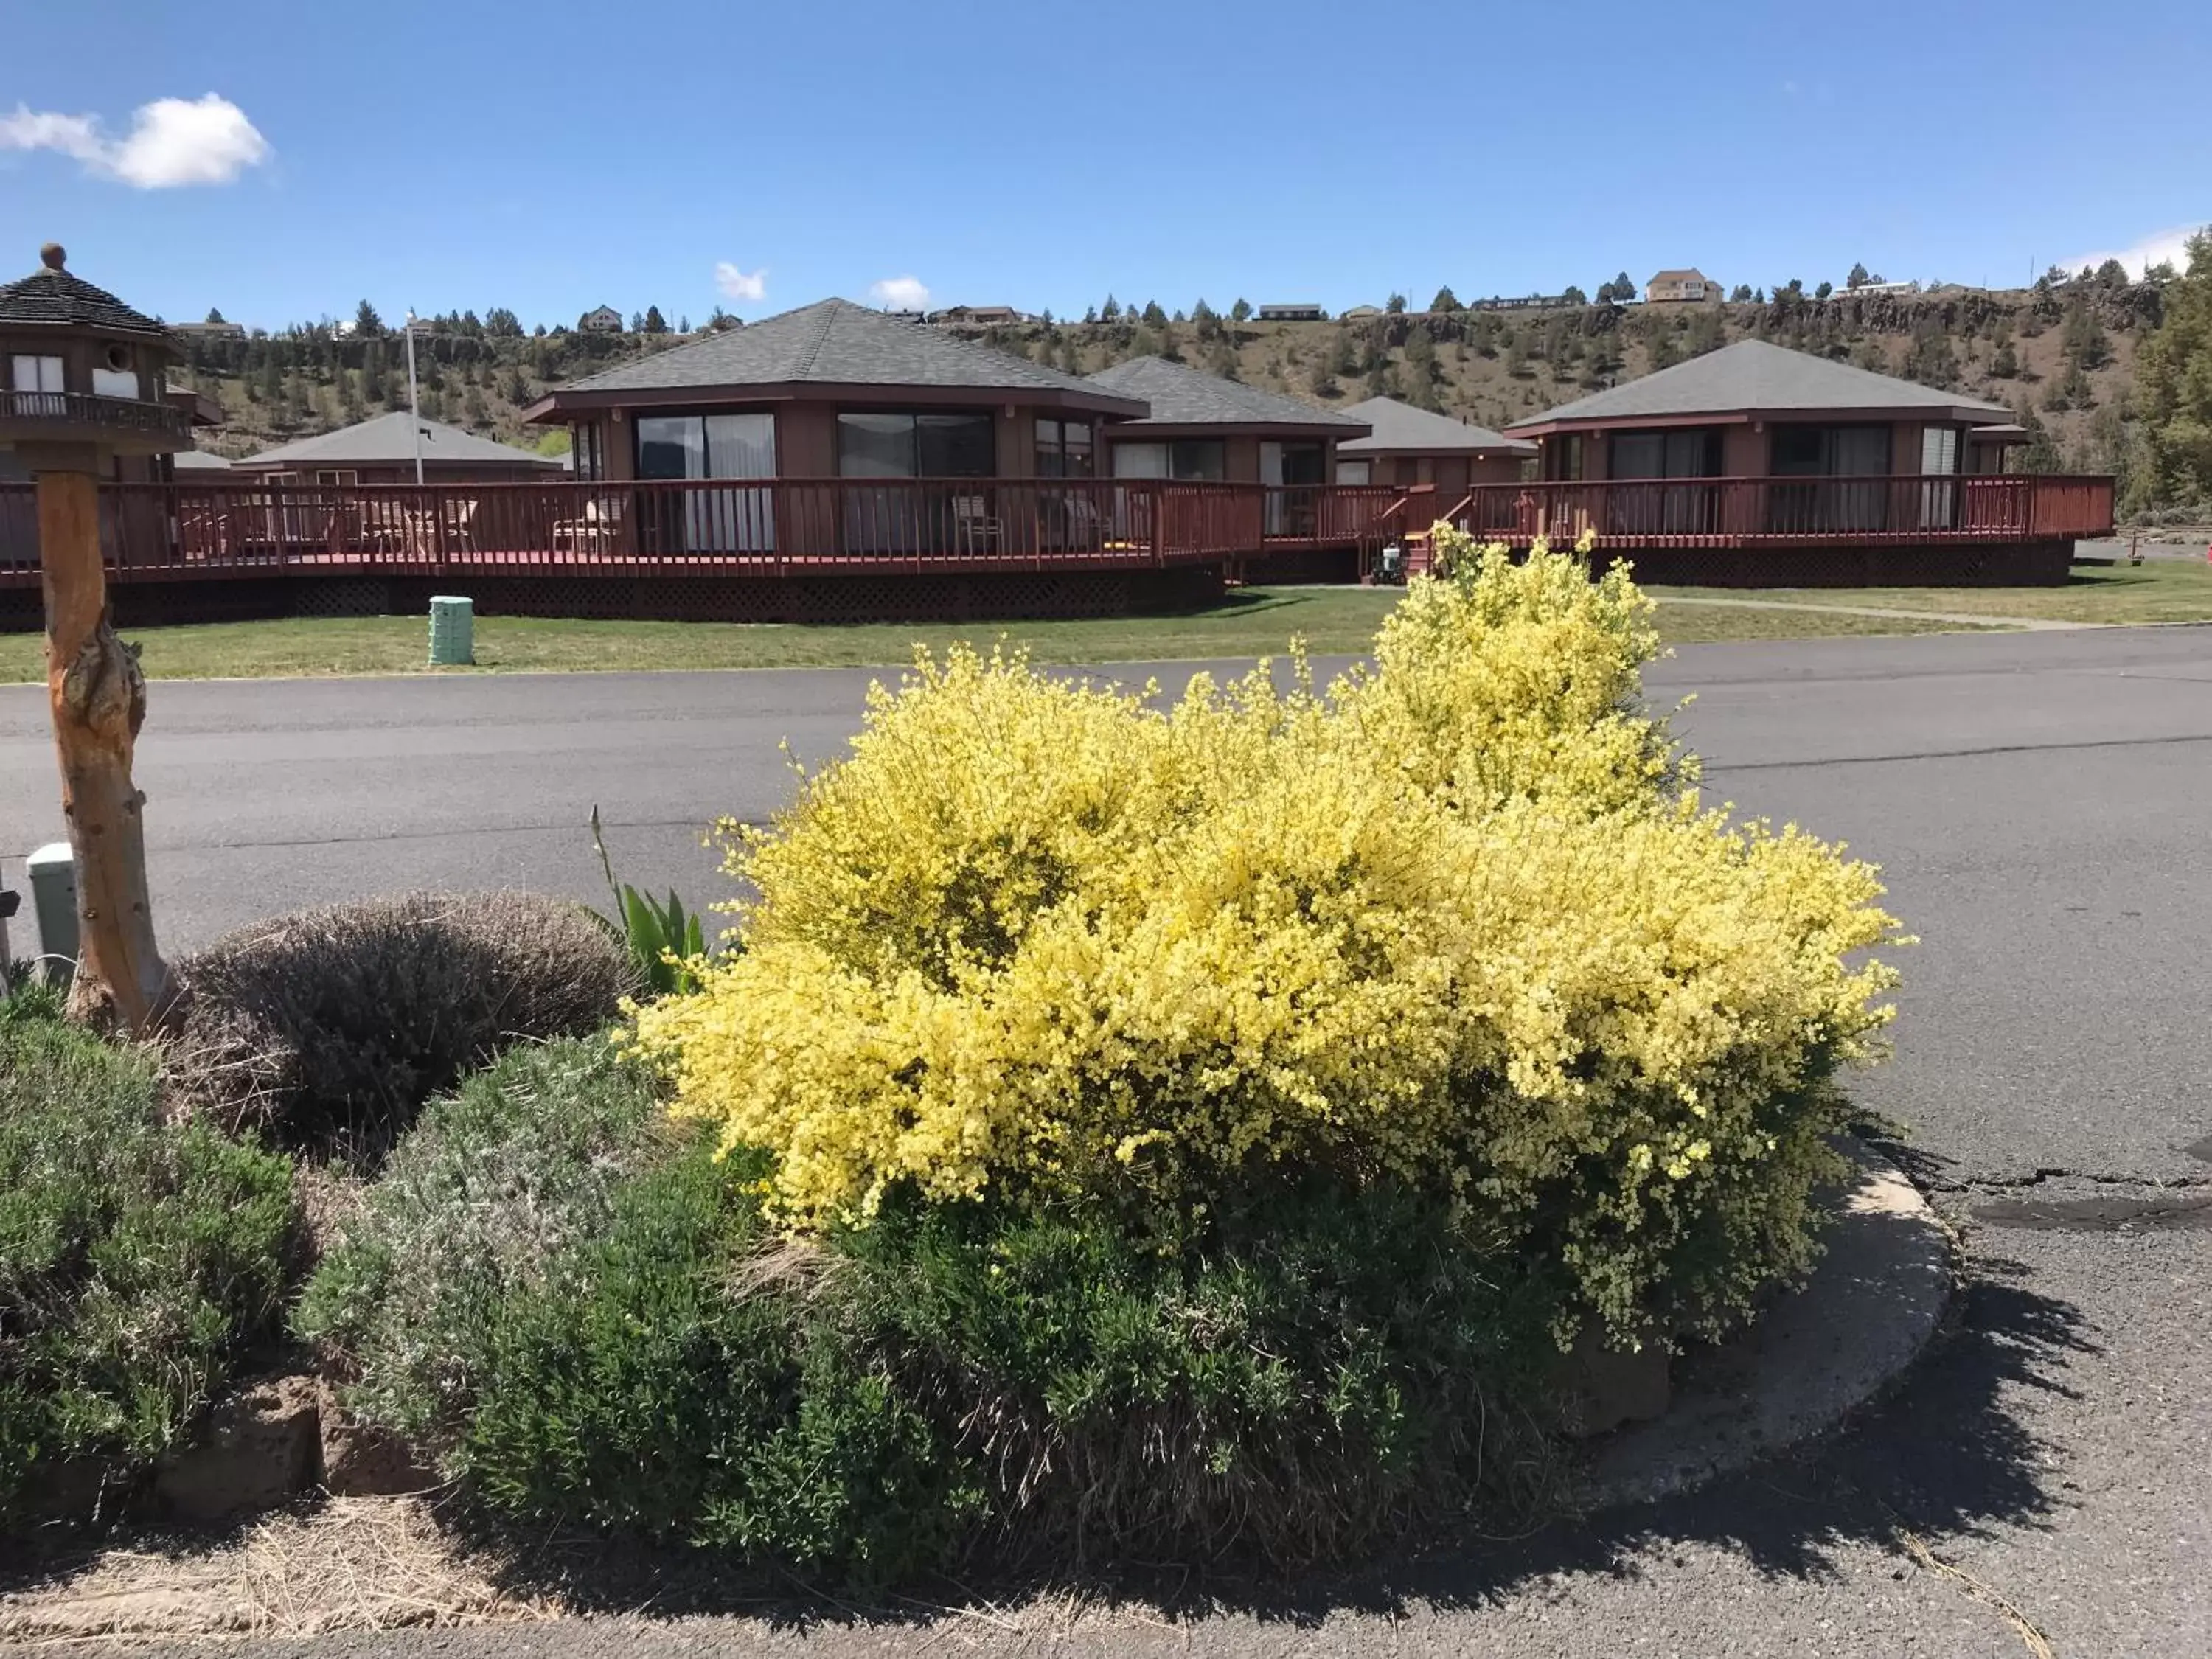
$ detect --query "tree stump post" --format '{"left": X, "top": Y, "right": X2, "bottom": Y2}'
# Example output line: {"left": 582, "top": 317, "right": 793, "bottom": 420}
{"left": 38, "top": 466, "right": 172, "bottom": 1031}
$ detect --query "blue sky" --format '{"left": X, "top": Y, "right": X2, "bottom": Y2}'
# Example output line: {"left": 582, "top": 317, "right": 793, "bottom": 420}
{"left": 3, "top": 0, "right": 2207, "bottom": 332}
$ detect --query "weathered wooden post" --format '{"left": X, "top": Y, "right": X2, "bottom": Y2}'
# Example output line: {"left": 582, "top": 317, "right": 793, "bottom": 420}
{"left": 0, "top": 243, "right": 191, "bottom": 1031}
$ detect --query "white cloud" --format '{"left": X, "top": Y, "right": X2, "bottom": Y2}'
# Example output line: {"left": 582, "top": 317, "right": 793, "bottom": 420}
{"left": 0, "top": 107, "right": 105, "bottom": 162}
{"left": 869, "top": 274, "right": 931, "bottom": 311}
{"left": 714, "top": 262, "right": 767, "bottom": 302}
{"left": 2060, "top": 221, "right": 2207, "bottom": 279}
{"left": 0, "top": 94, "right": 269, "bottom": 187}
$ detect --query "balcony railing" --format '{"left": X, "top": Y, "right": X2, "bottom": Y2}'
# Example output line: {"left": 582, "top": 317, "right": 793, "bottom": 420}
{"left": 0, "top": 473, "right": 2116, "bottom": 587}
{"left": 1440, "top": 474, "right": 2115, "bottom": 546}
{"left": 0, "top": 389, "right": 194, "bottom": 442}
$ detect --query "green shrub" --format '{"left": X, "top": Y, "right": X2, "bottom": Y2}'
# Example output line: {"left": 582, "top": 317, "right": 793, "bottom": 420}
{"left": 844, "top": 1179, "right": 1562, "bottom": 1568}
{"left": 0, "top": 1008, "right": 295, "bottom": 1527}
{"left": 453, "top": 1150, "right": 1554, "bottom": 1577}
{"left": 458, "top": 1142, "right": 975, "bottom": 1579}
{"left": 294, "top": 1037, "right": 678, "bottom": 1452}
{"left": 164, "top": 891, "right": 641, "bottom": 1158}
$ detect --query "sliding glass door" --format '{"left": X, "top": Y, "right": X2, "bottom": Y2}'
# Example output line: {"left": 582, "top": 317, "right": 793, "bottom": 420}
{"left": 1770, "top": 424, "right": 1892, "bottom": 532}
{"left": 1607, "top": 427, "right": 1722, "bottom": 534}
{"left": 1260, "top": 440, "right": 1325, "bottom": 535}
{"left": 636, "top": 411, "right": 776, "bottom": 552}
{"left": 837, "top": 411, "right": 995, "bottom": 554}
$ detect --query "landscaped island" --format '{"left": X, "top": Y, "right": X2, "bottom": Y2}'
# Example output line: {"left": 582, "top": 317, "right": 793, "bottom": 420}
{"left": 2, "top": 534, "right": 1903, "bottom": 1582}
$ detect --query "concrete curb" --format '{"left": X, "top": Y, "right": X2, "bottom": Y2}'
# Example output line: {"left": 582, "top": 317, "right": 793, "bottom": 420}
{"left": 1581, "top": 1141, "right": 1952, "bottom": 1510}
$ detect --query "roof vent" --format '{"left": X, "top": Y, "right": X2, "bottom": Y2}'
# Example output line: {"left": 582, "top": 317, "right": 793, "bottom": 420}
{"left": 40, "top": 242, "right": 66, "bottom": 271}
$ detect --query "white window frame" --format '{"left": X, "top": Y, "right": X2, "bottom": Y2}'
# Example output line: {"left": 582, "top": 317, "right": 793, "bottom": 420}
{"left": 11, "top": 355, "right": 64, "bottom": 394}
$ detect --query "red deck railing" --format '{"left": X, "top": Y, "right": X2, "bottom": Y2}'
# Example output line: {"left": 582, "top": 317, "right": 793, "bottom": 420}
{"left": 1439, "top": 474, "right": 2115, "bottom": 548}
{"left": 0, "top": 473, "right": 2114, "bottom": 589}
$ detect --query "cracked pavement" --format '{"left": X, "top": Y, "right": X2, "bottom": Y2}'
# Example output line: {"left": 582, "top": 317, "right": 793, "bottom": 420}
{"left": 3, "top": 625, "right": 2208, "bottom": 1655}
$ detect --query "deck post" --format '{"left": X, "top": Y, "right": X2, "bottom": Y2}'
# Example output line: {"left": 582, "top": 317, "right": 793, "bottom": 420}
{"left": 33, "top": 465, "right": 172, "bottom": 1032}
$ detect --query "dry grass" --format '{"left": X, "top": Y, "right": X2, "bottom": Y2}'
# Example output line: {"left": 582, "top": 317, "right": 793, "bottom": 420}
{"left": 0, "top": 1496, "right": 559, "bottom": 1645}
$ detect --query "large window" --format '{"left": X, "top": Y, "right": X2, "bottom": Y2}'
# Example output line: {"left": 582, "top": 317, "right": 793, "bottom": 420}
{"left": 836, "top": 411, "right": 996, "bottom": 556}
{"left": 634, "top": 411, "right": 777, "bottom": 553}
{"left": 1770, "top": 424, "right": 1891, "bottom": 476}
{"left": 1035, "top": 417, "right": 1094, "bottom": 478}
{"left": 10, "top": 355, "right": 63, "bottom": 400}
{"left": 1605, "top": 428, "right": 1722, "bottom": 535}
{"left": 1111, "top": 439, "right": 1225, "bottom": 480}
{"left": 836, "top": 411, "right": 995, "bottom": 477}
{"left": 571, "top": 422, "right": 605, "bottom": 481}
{"left": 1608, "top": 428, "right": 1720, "bottom": 479}
{"left": 1769, "top": 424, "right": 1893, "bottom": 532}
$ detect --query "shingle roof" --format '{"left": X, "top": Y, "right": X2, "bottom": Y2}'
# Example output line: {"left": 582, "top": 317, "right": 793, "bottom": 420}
{"left": 173, "top": 448, "right": 234, "bottom": 470}
{"left": 551, "top": 297, "right": 1127, "bottom": 401}
{"left": 1083, "top": 356, "right": 1368, "bottom": 430}
{"left": 0, "top": 260, "right": 167, "bottom": 336}
{"left": 239, "top": 411, "right": 563, "bottom": 469}
{"left": 1509, "top": 339, "right": 2010, "bottom": 430}
{"left": 1336, "top": 395, "right": 1535, "bottom": 456}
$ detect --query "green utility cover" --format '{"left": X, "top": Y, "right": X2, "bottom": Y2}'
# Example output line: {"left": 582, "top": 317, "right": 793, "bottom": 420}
{"left": 428, "top": 595, "right": 475, "bottom": 666}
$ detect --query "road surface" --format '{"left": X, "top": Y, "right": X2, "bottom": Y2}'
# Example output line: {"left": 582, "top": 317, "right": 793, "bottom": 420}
{"left": 4, "top": 626, "right": 2208, "bottom": 1655}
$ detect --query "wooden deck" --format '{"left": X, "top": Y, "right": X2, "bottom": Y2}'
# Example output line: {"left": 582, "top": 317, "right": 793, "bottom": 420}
{"left": 0, "top": 473, "right": 2115, "bottom": 613}
{"left": 1428, "top": 473, "right": 2115, "bottom": 552}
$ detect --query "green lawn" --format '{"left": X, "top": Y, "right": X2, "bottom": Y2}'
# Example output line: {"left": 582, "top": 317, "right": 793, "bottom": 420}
{"left": 0, "top": 587, "right": 1989, "bottom": 683}
{"left": 1653, "top": 554, "right": 2212, "bottom": 626}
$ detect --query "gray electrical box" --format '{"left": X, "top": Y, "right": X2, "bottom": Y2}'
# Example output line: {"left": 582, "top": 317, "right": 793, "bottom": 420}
{"left": 26, "top": 841, "right": 77, "bottom": 982}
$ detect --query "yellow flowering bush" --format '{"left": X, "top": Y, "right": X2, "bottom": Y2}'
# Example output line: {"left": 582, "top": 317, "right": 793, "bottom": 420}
{"left": 634, "top": 537, "right": 1902, "bottom": 1339}
{"left": 1337, "top": 526, "right": 1691, "bottom": 815}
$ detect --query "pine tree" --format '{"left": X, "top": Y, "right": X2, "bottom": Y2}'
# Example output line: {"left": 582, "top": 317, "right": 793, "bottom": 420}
{"left": 2137, "top": 230, "right": 2212, "bottom": 506}
{"left": 1101, "top": 295, "right": 1122, "bottom": 321}
{"left": 1385, "top": 293, "right": 1407, "bottom": 313}
{"left": 353, "top": 299, "right": 385, "bottom": 337}
{"left": 2060, "top": 293, "right": 2110, "bottom": 372}
{"left": 1229, "top": 298, "right": 1252, "bottom": 322}
{"left": 1846, "top": 262, "right": 1871, "bottom": 290}
{"left": 643, "top": 306, "right": 667, "bottom": 333}
{"left": 1430, "top": 286, "right": 1461, "bottom": 312}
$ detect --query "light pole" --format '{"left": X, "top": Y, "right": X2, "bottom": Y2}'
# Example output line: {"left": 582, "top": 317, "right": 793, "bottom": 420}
{"left": 403, "top": 309, "right": 424, "bottom": 486}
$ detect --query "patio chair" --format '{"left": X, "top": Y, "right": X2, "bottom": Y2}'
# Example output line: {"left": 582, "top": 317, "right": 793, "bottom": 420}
{"left": 1057, "top": 493, "right": 1105, "bottom": 553}
{"left": 952, "top": 493, "right": 1002, "bottom": 553}
{"left": 552, "top": 495, "right": 622, "bottom": 554}
{"left": 444, "top": 498, "right": 480, "bottom": 554}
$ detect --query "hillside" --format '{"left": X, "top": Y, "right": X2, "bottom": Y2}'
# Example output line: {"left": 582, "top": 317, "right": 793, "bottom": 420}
{"left": 173, "top": 278, "right": 2162, "bottom": 503}
{"left": 982, "top": 280, "right": 2156, "bottom": 488}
